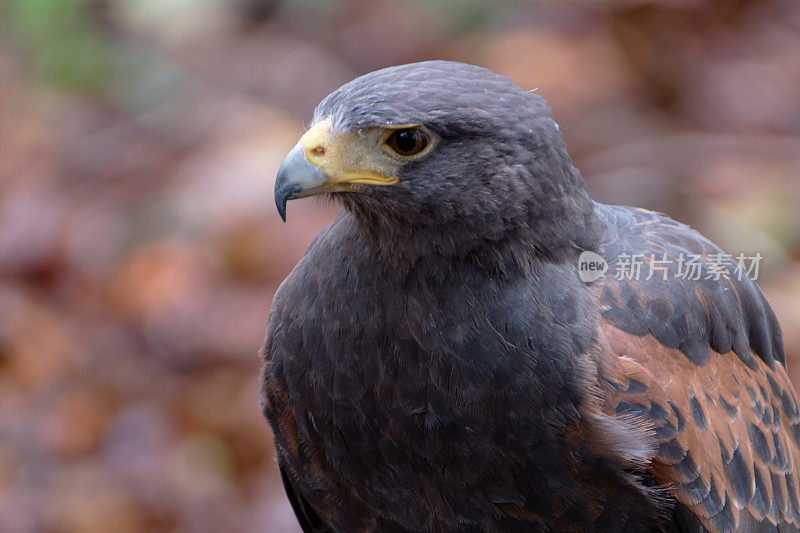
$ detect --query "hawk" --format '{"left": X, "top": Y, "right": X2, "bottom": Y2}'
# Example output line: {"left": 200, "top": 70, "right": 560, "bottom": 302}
{"left": 262, "top": 61, "right": 800, "bottom": 532}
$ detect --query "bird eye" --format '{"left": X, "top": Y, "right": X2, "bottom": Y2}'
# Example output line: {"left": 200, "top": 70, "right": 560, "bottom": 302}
{"left": 385, "top": 128, "right": 429, "bottom": 157}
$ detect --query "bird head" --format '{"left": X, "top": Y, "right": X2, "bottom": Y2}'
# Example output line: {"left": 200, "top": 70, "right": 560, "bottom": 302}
{"left": 274, "top": 61, "right": 596, "bottom": 258}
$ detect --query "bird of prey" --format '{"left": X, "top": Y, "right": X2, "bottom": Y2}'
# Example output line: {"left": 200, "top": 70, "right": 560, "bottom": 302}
{"left": 262, "top": 61, "right": 800, "bottom": 532}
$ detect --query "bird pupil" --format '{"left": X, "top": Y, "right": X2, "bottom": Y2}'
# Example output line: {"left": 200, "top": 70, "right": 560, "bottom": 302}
{"left": 397, "top": 131, "right": 415, "bottom": 152}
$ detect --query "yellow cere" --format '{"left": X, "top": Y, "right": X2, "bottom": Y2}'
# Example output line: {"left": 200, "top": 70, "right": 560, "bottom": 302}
{"left": 299, "top": 120, "right": 401, "bottom": 187}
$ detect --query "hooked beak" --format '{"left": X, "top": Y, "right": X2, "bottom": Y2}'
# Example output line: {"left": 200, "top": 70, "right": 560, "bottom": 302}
{"left": 273, "top": 121, "right": 400, "bottom": 221}
{"left": 274, "top": 143, "right": 328, "bottom": 222}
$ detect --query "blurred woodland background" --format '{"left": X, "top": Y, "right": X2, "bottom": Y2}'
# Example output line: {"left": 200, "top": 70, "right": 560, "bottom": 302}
{"left": 1, "top": 0, "right": 799, "bottom": 531}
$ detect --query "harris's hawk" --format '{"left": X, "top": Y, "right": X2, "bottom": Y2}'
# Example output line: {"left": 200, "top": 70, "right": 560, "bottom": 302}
{"left": 261, "top": 61, "right": 800, "bottom": 532}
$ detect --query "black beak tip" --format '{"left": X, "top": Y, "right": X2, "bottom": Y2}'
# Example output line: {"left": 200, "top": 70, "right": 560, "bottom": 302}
{"left": 275, "top": 183, "right": 299, "bottom": 222}
{"left": 273, "top": 143, "right": 326, "bottom": 222}
{"left": 276, "top": 194, "right": 287, "bottom": 222}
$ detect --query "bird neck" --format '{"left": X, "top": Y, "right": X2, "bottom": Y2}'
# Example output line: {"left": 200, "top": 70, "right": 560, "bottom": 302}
{"left": 341, "top": 190, "right": 602, "bottom": 280}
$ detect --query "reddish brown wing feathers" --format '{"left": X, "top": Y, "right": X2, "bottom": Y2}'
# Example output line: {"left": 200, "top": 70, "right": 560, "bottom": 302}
{"left": 260, "top": 371, "right": 339, "bottom": 532}
{"left": 593, "top": 205, "right": 800, "bottom": 531}
{"left": 595, "top": 323, "right": 800, "bottom": 531}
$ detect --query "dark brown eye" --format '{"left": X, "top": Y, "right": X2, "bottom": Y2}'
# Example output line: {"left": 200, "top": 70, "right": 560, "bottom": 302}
{"left": 385, "top": 128, "right": 429, "bottom": 157}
